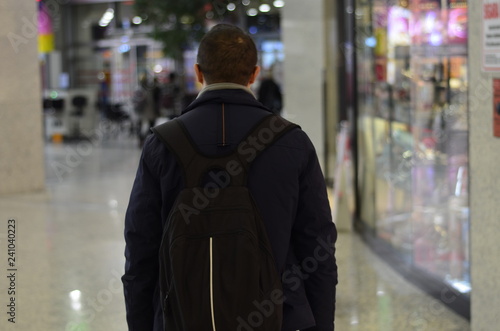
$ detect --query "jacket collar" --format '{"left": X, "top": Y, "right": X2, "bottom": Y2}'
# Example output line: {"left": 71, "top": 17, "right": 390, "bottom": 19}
{"left": 196, "top": 82, "right": 256, "bottom": 99}
{"left": 182, "top": 87, "right": 269, "bottom": 114}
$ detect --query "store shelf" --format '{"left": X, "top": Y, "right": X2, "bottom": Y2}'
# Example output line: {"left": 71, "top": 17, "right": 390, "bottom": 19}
{"left": 410, "top": 44, "right": 468, "bottom": 57}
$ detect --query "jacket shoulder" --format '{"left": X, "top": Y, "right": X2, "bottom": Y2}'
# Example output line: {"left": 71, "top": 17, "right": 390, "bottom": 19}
{"left": 274, "top": 123, "right": 316, "bottom": 152}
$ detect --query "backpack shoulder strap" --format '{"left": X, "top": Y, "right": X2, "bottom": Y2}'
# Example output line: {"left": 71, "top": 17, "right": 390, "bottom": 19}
{"left": 234, "top": 114, "right": 300, "bottom": 172}
{"left": 152, "top": 115, "right": 300, "bottom": 188}
{"left": 151, "top": 119, "right": 198, "bottom": 183}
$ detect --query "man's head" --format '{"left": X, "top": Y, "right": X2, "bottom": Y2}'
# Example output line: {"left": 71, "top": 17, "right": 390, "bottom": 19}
{"left": 195, "top": 24, "right": 259, "bottom": 86}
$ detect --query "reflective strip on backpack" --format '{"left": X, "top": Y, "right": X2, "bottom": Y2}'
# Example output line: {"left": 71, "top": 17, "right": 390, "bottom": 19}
{"left": 210, "top": 237, "right": 216, "bottom": 331}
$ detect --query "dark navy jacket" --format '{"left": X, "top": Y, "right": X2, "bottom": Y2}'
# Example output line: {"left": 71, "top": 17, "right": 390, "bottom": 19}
{"left": 123, "top": 88, "right": 338, "bottom": 331}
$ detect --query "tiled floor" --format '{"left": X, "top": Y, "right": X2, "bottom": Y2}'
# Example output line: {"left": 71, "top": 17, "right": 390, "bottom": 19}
{"left": 0, "top": 135, "right": 470, "bottom": 330}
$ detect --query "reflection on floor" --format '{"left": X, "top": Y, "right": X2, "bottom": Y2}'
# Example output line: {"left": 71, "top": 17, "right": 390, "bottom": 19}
{"left": 335, "top": 232, "right": 469, "bottom": 331}
{"left": 0, "top": 137, "right": 470, "bottom": 330}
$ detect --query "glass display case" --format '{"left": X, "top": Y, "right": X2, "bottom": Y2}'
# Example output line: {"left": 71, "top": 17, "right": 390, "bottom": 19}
{"left": 354, "top": 0, "right": 470, "bottom": 298}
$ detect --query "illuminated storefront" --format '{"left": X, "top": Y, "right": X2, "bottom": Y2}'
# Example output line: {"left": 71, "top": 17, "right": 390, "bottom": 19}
{"left": 351, "top": 0, "right": 470, "bottom": 317}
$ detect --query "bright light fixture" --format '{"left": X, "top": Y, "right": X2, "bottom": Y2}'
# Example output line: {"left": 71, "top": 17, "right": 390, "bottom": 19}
{"left": 450, "top": 280, "right": 471, "bottom": 293}
{"left": 154, "top": 65, "right": 163, "bottom": 73}
{"left": 227, "top": 3, "right": 236, "bottom": 11}
{"left": 69, "top": 290, "right": 81, "bottom": 301}
{"left": 365, "top": 36, "right": 377, "bottom": 48}
{"left": 273, "top": 0, "right": 285, "bottom": 7}
{"left": 242, "top": 0, "right": 251, "bottom": 6}
{"left": 132, "top": 16, "right": 142, "bottom": 25}
{"left": 118, "top": 44, "right": 130, "bottom": 53}
{"left": 259, "top": 4, "right": 271, "bottom": 12}
{"left": 247, "top": 8, "right": 258, "bottom": 16}
{"left": 99, "top": 8, "right": 114, "bottom": 27}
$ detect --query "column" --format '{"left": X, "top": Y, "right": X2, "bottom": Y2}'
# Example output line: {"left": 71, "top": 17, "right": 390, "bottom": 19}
{"left": 469, "top": 3, "right": 500, "bottom": 330}
{"left": 282, "top": 0, "right": 326, "bottom": 167}
{"left": 324, "top": 0, "right": 341, "bottom": 181}
{"left": 0, "top": 0, "right": 45, "bottom": 195}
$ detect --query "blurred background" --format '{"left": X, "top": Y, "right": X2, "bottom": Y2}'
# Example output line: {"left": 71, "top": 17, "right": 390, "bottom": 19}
{"left": 2, "top": 0, "right": 499, "bottom": 330}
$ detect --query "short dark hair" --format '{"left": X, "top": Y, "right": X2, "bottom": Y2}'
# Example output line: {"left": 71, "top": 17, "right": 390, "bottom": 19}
{"left": 197, "top": 24, "right": 258, "bottom": 85}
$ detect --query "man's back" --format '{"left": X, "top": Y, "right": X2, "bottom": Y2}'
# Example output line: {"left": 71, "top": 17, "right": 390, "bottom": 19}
{"left": 179, "top": 89, "right": 325, "bottom": 270}
{"left": 123, "top": 23, "right": 337, "bottom": 331}
{"left": 124, "top": 88, "right": 337, "bottom": 330}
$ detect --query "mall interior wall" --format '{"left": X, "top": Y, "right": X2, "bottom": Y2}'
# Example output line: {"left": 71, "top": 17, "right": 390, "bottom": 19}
{"left": 469, "top": 3, "right": 500, "bottom": 330}
{"left": 282, "top": 0, "right": 326, "bottom": 169}
{"left": 323, "top": 0, "right": 341, "bottom": 182}
{"left": 0, "top": 0, "right": 45, "bottom": 195}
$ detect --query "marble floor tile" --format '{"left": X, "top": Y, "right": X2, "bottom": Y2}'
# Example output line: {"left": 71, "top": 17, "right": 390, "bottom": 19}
{"left": 335, "top": 231, "right": 470, "bottom": 331}
{"left": 0, "top": 136, "right": 470, "bottom": 330}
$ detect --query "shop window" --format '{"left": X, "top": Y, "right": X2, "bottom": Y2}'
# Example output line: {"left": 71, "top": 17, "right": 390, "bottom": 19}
{"left": 354, "top": 0, "right": 470, "bottom": 297}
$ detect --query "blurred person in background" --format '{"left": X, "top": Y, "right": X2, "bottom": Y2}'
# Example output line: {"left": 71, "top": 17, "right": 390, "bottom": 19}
{"left": 161, "top": 72, "right": 181, "bottom": 118}
{"left": 258, "top": 67, "right": 283, "bottom": 115}
{"left": 133, "top": 75, "right": 161, "bottom": 147}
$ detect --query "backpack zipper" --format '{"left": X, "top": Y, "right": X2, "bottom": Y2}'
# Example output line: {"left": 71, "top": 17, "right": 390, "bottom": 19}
{"left": 210, "top": 236, "right": 217, "bottom": 331}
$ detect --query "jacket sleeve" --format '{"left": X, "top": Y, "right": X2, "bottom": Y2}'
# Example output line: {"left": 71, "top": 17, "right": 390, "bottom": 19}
{"left": 122, "top": 136, "right": 163, "bottom": 330}
{"left": 294, "top": 136, "right": 338, "bottom": 331}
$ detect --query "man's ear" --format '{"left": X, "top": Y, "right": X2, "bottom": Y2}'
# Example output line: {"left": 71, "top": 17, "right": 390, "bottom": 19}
{"left": 194, "top": 64, "right": 204, "bottom": 85}
{"left": 247, "top": 66, "right": 261, "bottom": 86}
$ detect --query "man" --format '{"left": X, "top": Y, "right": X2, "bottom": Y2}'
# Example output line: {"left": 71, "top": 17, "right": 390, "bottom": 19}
{"left": 122, "top": 24, "right": 338, "bottom": 331}
{"left": 258, "top": 69, "right": 283, "bottom": 114}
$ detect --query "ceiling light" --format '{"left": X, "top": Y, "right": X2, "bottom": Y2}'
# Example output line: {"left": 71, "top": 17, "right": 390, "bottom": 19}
{"left": 227, "top": 3, "right": 236, "bottom": 11}
{"left": 132, "top": 16, "right": 142, "bottom": 25}
{"left": 273, "top": 0, "right": 285, "bottom": 8}
{"left": 69, "top": 290, "right": 81, "bottom": 301}
{"left": 99, "top": 8, "right": 114, "bottom": 27}
{"left": 247, "top": 8, "right": 258, "bottom": 16}
{"left": 118, "top": 44, "right": 130, "bottom": 53}
{"left": 259, "top": 4, "right": 271, "bottom": 12}
{"left": 154, "top": 65, "right": 163, "bottom": 73}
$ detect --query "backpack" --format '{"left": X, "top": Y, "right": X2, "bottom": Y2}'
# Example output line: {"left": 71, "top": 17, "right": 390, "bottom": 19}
{"left": 151, "top": 114, "right": 299, "bottom": 331}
